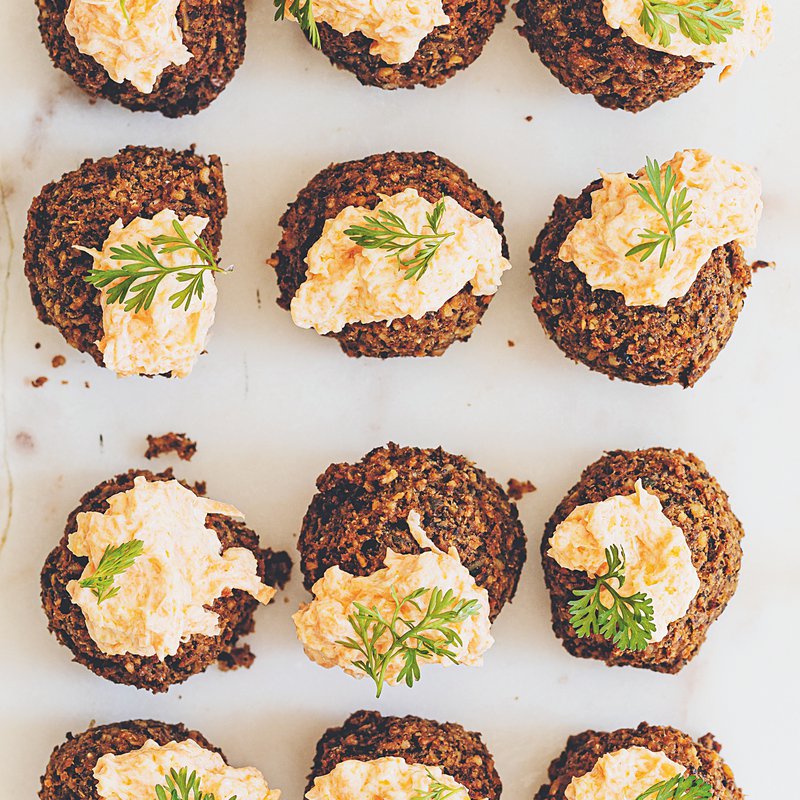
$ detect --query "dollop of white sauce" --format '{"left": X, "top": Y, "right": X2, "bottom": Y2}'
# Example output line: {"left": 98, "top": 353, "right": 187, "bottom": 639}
{"left": 67, "top": 476, "right": 276, "bottom": 660}
{"left": 293, "top": 512, "right": 493, "bottom": 683}
{"left": 290, "top": 188, "right": 510, "bottom": 334}
{"left": 558, "top": 149, "right": 762, "bottom": 307}
{"left": 66, "top": 0, "right": 192, "bottom": 93}
{"left": 94, "top": 739, "right": 280, "bottom": 800}
{"left": 548, "top": 480, "right": 700, "bottom": 643}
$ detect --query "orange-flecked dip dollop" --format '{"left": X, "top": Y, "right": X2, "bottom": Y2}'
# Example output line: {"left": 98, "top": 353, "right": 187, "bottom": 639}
{"left": 290, "top": 189, "right": 510, "bottom": 334}
{"left": 547, "top": 480, "right": 700, "bottom": 642}
{"left": 94, "top": 739, "right": 281, "bottom": 800}
{"left": 565, "top": 746, "right": 685, "bottom": 800}
{"left": 602, "top": 0, "right": 772, "bottom": 77}
{"left": 293, "top": 511, "right": 493, "bottom": 684}
{"left": 79, "top": 209, "right": 218, "bottom": 378}
{"left": 559, "top": 149, "right": 762, "bottom": 307}
{"left": 67, "top": 476, "right": 275, "bottom": 660}
{"left": 306, "top": 757, "right": 472, "bottom": 800}
{"left": 65, "top": 0, "right": 193, "bottom": 93}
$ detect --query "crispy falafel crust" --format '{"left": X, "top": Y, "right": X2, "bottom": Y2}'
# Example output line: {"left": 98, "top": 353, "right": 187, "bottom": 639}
{"left": 35, "top": 0, "right": 246, "bottom": 117}
{"left": 269, "top": 151, "right": 507, "bottom": 358}
{"left": 530, "top": 180, "right": 752, "bottom": 387}
{"left": 24, "top": 146, "right": 227, "bottom": 368}
{"left": 39, "top": 720, "right": 223, "bottom": 800}
{"left": 316, "top": 0, "right": 505, "bottom": 90}
{"left": 298, "top": 443, "right": 526, "bottom": 620}
{"left": 307, "top": 710, "right": 502, "bottom": 800}
{"left": 534, "top": 723, "right": 743, "bottom": 800}
{"left": 40, "top": 469, "right": 292, "bottom": 693}
{"left": 542, "top": 448, "right": 743, "bottom": 672}
{"left": 513, "top": 0, "right": 709, "bottom": 112}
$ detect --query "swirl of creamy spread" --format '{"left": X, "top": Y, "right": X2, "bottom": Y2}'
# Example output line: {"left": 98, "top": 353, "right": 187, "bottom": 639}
{"left": 290, "top": 188, "right": 510, "bottom": 334}
{"left": 67, "top": 476, "right": 275, "bottom": 660}
{"left": 307, "top": 757, "right": 474, "bottom": 800}
{"left": 602, "top": 0, "right": 772, "bottom": 77}
{"left": 78, "top": 209, "right": 218, "bottom": 378}
{"left": 299, "top": 0, "right": 449, "bottom": 64}
{"left": 66, "top": 0, "right": 192, "bottom": 93}
{"left": 548, "top": 479, "right": 700, "bottom": 642}
{"left": 94, "top": 739, "right": 280, "bottom": 800}
{"left": 558, "top": 149, "right": 762, "bottom": 307}
{"left": 566, "top": 747, "right": 687, "bottom": 800}
{"left": 293, "top": 511, "right": 493, "bottom": 683}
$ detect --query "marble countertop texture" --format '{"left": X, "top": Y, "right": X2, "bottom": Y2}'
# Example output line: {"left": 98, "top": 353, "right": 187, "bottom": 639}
{"left": 1, "top": 1, "right": 798, "bottom": 798}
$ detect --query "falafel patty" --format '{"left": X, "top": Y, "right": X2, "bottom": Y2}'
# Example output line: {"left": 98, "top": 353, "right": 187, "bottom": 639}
{"left": 24, "top": 145, "right": 227, "bottom": 368}
{"left": 534, "top": 723, "right": 743, "bottom": 800}
{"left": 40, "top": 720, "right": 222, "bottom": 800}
{"left": 513, "top": 0, "right": 709, "bottom": 112}
{"left": 530, "top": 180, "right": 752, "bottom": 387}
{"left": 307, "top": 710, "right": 502, "bottom": 800}
{"left": 298, "top": 443, "right": 526, "bottom": 620}
{"left": 35, "top": 0, "right": 246, "bottom": 117}
{"left": 542, "top": 448, "right": 743, "bottom": 673}
{"left": 41, "top": 469, "right": 292, "bottom": 692}
{"left": 269, "top": 151, "right": 508, "bottom": 358}
{"left": 315, "top": 0, "right": 505, "bottom": 90}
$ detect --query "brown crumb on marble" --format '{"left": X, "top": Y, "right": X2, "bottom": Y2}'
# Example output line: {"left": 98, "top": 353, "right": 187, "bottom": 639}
{"left": 192, "top": 480, "right": 207, "bottom": 496}
{"left": 31, "top": 376, "right": 48, "bottom": 388}
{"left": 35, "top": 342, "right": 41, "bottom": 349}
{"left": 52, "top": 355, "right": 66, "bottom": 368}
{"left": 507, "top": 340, "right": 515, "bottom": 347}
{"left": 752, "top": 259, "right": 775, "bottom": 272}
{"left": 145, "top": 432, "right": 197, "bottom": 462}
{"left": 61, "top": 380, "right": 68, "bottom": 385}
{"left": 507, "top": 478, "right": 536, "bottom": 501}
{"left": 525, "top": 115, "right": 533, "bottom": 122}
{"left": 217, "top": 644, "right": 256, "bottom": 671}
{"left": 84, "top": 381, "right": 90, "bottom": 388}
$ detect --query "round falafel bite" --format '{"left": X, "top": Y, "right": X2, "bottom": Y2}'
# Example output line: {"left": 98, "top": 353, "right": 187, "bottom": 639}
{"left": 278, "top": 0, "right": 504, "bottom": 89}
{"left": 24, "top": 145, "right": 229, "bottom": 379}
{"left": 269, "top": 151, "right": 511, "bottom": 358}
{"left": 514, "top": 0, "right": 772, "bottom": 112}
{"left": 306, "top": 710, "right": 502, "bottom": 800}
{"left": 292, "top": 443, "right": 526, "bottom": 694}
{"left": 531, "top": 149, "right": 767, "bottom": 387}
{"left": 40, "top": 469, "right": 292, "bottom": 692}
{"left": 542, "top": 448, "right": 743, "bottom": 673}
{"left": 535, "top": 723, "right": 743, "bottom": 800}
{"left": 36, "top": 0, "right": 246, "bottom": 117}
{"left": 40, "top": 719, "right": 281, "bottom": 800}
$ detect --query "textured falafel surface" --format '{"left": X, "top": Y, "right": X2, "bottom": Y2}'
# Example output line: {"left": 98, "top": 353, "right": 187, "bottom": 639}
{"left": 35, "top": 0, "right": 246, "bottom": 116}
{"left": 269, "top": 151, "right": 507, "bottom": 358}
{"left": 530, "top": 179, "right": 752, "bottom": 387}
{"left": 40, "top": 469, "right": 291, "bottom": 693}
{"left": 298, "top": 442, "right": 526, "bottom": 620}
{"left": 39, "top": 720, "right": 222, "bottom": 800}
{"left": 307, "top": 710, "right": 502, "bottom": 800}
{"left": 534, "top": 723, "right": 743, "bottom": 799}
{"left": 513, "top": 0, "right": 709, "bottom": 112}
{"left": 315, "top": 0, "right": 505, "bottom": 90}
{"left": 24, "top": 146, "right": 227, "bottom": 368}
{"left": 542, "top": 448, "right": 743, "bottom": 672}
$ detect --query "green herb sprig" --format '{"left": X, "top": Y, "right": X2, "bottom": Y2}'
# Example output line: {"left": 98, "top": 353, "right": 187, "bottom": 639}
{"left": 635, "top": 774, "right": 714, "bottom": 800}
{"left": 119, "top": 0, "right": 130, "bottom": 24}
{"left": 411, "top": 770, "right": 466, "bottom": 800}
{"left": 345, "top": 198, "right": 454, "bottom": 281}
{"left": 154, "top": 767, "right": 236, "bottom": 800}
{"left": 625, "top": 157, "right": 693, "bottom": 268}
{"left": 84, "top": 219, "right": 229, "bottom": 313}
{"left": 274, "top": 0, "right": 320, "bottom": 48}
{"left": 79, "top": 539, "right": 144, "bottom": 604}
{"left": 640, "top": 0, "right": 744, "bottom": 47}
{"left": 568, "top": 544, "right": 656, "bottom": 651}
{"left": 337, "top": 585, "right": 481, "bottom": 697}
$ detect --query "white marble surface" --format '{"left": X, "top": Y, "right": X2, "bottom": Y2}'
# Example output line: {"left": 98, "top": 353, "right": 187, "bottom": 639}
{"left": 1, "top": 1, "right": 799, "bottom": 798}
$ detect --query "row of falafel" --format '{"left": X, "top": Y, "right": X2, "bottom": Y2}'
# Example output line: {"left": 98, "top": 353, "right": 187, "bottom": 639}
{"left": 37, "top": 0, "right": 773, "bottom": 115}
{"left": 25, "top": 145, "right": 770, "bottom": 388}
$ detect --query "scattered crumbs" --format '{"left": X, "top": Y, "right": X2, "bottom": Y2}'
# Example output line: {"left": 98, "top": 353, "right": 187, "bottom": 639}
{"left": 256, "top": 288, "right": 262, "bottom": 309}
{"left": 507, "top": 339, "right": 515, "bottom": 348}
{"left": 507, "top": 478, "right": 537, "bottom": 501}
{"left": 525, "top": 115, "right": 533, "bottom": 122}
{"left": 283, "top": 595, "right": 290, "bottom": 604}
{"left": 14, "top": 432, "right": 34, "bottom": 450}
{"left": 61, "top": 380, "right": 68, "bottom": 385}
{"left": 193, "top": 480, "right": 207, "bottom": 497}
{"left": 99, "top": 434, "right": 104, "bottom": 450}
{"left": 752, "top": 259, "right": 775, "bottom": 272}
{"left": 218, "top": 644, "right": 255, "bottom": 672}
{"left": 34, "top": 342, "right": 41, "bottom": 349}
{"left": 31, "top": 376, "right": 48, "bottom": 388}
{"left": 51, "top": 355, "right": 66, "bottom": 368}
{"left": 145, "top": 432, "right": 197, "bottom": 462}
{"left": 84, "top": 381, "right": 91, "bottom": 389}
